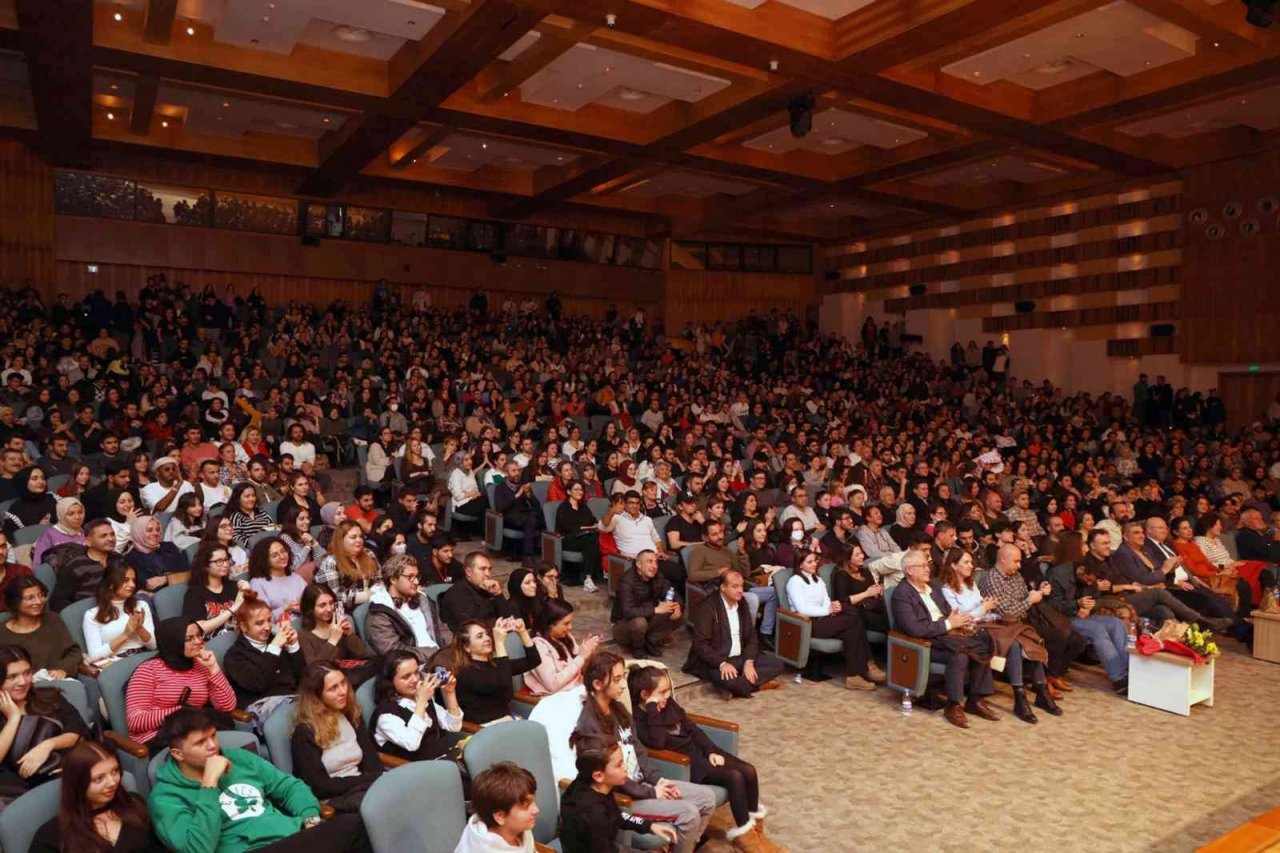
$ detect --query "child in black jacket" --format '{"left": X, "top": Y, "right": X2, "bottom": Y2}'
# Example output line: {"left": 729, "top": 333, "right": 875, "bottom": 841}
{"left": 559, "top": 732, "right": 677, "bottom": 853}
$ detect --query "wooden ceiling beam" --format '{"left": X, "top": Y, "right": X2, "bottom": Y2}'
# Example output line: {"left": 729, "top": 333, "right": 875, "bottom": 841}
{"left": 129, "top": 75, "right": 159, "bottom": 135}
{"left": 143, "top": 0, "right": 179, "bottom": 45}
{"left": 16, "top": 0, "right": 93, "bottom": 168}
{"left": 297, "top": 0, "right": 565, "bottom": 197}
{"left": 389, "top": 124, "right": 452, "bottom": 168}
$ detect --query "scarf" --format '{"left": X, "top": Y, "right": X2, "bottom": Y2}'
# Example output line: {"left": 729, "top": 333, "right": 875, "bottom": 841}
{"left": 9, "top": 467, "right": 56, "bottom": 527}
{"left": 155, "top": 618, "right": 195, "bottom": 671}
{"left": 54, "top": 497, "right": 83, "bottom": 535}
{"left": 129, "top": 516, "right": 158, "bottom": 554}
{"left": 319, "top": 502, "right": 343, "bottom": 526}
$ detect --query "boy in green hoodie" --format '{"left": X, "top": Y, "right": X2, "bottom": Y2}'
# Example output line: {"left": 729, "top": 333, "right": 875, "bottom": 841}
{"left": 147, "top": 708, "right": 371, "bottom": 853}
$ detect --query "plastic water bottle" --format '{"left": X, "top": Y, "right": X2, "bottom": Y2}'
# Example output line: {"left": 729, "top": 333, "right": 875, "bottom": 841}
{"left": 793, "top": 671, "right": 803, "bottom": 684}
{"left": 901, "top": 690, "right": 913, "bottom": 717}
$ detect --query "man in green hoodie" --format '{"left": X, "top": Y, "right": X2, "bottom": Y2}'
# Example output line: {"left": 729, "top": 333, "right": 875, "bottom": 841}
{"left": 148, "top": 708, "right": 370, "bottom": 853}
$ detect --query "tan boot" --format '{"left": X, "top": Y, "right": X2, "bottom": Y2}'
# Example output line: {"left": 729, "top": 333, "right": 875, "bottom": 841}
{"left": 751, "top": 824, "right": 788, "bottom": 853}
{"left": 728, "top": 818, "right": 763, "bottom": 852}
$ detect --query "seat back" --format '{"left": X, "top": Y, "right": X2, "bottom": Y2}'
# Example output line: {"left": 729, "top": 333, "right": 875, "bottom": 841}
{"left": 505, "top": 631, "right": 528, "bottom": 696}
{"left": 33, "top": 563, "right": 56, "bottom": 593}
{"left": 531, "top": 481, "right": 550, "bottom": 506}
{"left": 353, "top": 601, "right": 371, "bottom": 640}
{"left": 424, "top": 583, "right": 451, "bottom": 605}
{"left": 13, "top": 524, "right": 50, "bottom": 547}
{"left": 484, "top": 483, "right": 497, "bottom": 508}
{"left": 586, "top": 498, "right": 610, "bottom": 519}
{"left": 462, "top": 719, "right": 558, "bottom": 843}
{"left": 204, "top": 631, "right": 238, "bottom": 668}
{"left": 1221, "top": 530, "right": 1241, "bottom": 562}
{"left": 153, "top": 582, "right": 189, "bottom": 621}
{"left": 542, "top": 500, "right": 561, "bottom": 531}
{"left": 60, "top": 597, "right": 97, "bottom": 655}
{"left": 99, "top": 652, "right": 158, "bottom": 737}
{"left": 262, "top": 702, "right": 297, "bottom": 774}
{"left": 356, "top": 676, "right": 378, "bottom": 726}
{"left": 772, "top": 568, "right": 796, "bottom": 611}
{"left": 0, "top": 774, "right": 139, "bottom": 853}
{"left": 53, "top": 678, "right": 93, "bottom": 726}
{"left": 361, "top": 761, "right": 467, "bottom": 853}
{"left": 884, "top": 581, "right": 900, "bottom": 632}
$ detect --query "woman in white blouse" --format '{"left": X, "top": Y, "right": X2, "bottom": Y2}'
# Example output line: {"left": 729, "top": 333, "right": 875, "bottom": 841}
{"left": 370, "top": 650, "right": 464, "bottom": 762}
{"left": 163, "top": 492, "right": 205, "bottom": 552}
{"left": 83, "top": 563, "right": 157, "bottom": 661}
{"left": 784, "top": 552, "right": 884, "bottom": 690}
{"left": 938, "top": 551, "right": 998, "bottom": 623}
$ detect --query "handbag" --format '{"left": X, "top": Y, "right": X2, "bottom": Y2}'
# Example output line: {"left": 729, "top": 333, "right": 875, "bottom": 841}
{"left": 5, "top": 715, "right": 64, "bottom": 784}
{"left": 1203, "top": 574, "right": 1239, "bottom": 611}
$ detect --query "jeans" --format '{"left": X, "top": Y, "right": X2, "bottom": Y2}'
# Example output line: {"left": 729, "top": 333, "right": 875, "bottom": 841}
{"left": 1001, "top": 642, "right": 1045, "bottom": 688}
{"left": 744, "top": 585, "right": 778, "bottom": 634}
{"left": 1070, "top": 614, "right": 1129, "bottom": 681}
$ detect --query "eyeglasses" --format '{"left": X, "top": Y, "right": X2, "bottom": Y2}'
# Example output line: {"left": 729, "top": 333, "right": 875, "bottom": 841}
{"left": 209, "top": 557, "right": 230, "bottom": 565}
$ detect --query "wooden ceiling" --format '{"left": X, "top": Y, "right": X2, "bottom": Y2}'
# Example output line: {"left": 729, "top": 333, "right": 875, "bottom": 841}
{"left": 5, "top": 0, "right": 1280, "bottom": 241}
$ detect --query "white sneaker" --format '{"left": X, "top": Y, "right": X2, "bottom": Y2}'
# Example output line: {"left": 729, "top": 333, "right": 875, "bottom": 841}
{"left": 583, "top": 577, "right": 598, "bottom": 593}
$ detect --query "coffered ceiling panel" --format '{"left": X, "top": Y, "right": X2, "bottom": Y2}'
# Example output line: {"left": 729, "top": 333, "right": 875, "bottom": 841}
{"left": 912, "top": 155, "right": 1069, "bottom": 187}
{"left": 616, "top": 169, "right": 760, "bottom": 198}
{"left": 722, "top": 0, "right": 878, "bottom": 19}
{"left": 742, "top": 108, "right": 928, "bottom": 156}
{"left": 1117, "top": 81, "right": 1280, "bottom": 138}
{"left": 942, "top": 1, "right": 1198, "bottom": 91}
{"left": 428, "top": 133, "right": 582, "bottom": 171}
{"left": 520, "top": 44, "right": 732, "bottom": 113}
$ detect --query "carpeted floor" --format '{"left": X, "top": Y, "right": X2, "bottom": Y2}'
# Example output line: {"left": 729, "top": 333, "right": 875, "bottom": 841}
{"left": 470, "top": 541, "right": 1280, "bottom": 853}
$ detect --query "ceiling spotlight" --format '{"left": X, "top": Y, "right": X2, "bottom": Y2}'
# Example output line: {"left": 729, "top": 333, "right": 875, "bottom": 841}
{"left": 605, "top": 13, "right": 617, "bottom": 27}
{"left": 769, "top": 59, "right": 779, "bottom": 72}
{"left": 106, "top": 112, "right": 115, "bottom": 120}
{"left": 617, "top": 89, "right": 647, "bottom": 102}
{"left": 481, "top": 143, "right": 488, "bottom": 149}
{"left": 322, "top": 116, "right": 331, "bottom": 123}
{"left": 110, "top": 83, "right": 119, "bottom": 90}
{"left": 161, "top": 120, "right": 169, "bottom": 127}
{"left": 334, "top": 25, "right": 372, "bottom": 42}
{"left": 113, "top": 11, "right": 123, "bottom": 22}
{"left": 186, "top": 26, "right": 195, "bottom": 35}
{"left": 222, "top": 101, "right": 230, "bottom": 108}
{"left": 1242, "top": 0, "right": 1274, "bottom": 27}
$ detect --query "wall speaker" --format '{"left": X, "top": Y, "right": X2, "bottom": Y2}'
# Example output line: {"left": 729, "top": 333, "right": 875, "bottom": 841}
{"left": 1014, "top": 300, "right": 1036, "bottom": 314}
{"left": 1150, "top": 323, "right": 1176, "bottom": 338}
{"left": 301, "top": 235, "right": 320, "bottom": 247}
{"left": 825, "top": 270, "right": 840, "bottom": 281}
{"left": 788, "top": 91, "right": 815, "bottom": 138}
{"left": 908, "top": 283, "right": 926, "bottom": 296}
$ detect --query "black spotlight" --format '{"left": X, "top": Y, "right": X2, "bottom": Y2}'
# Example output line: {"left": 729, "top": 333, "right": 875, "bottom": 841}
{"left": 1243, "top": 0, "right": 1275, "bottom": 27}
{"left": 788, "top": 90, "right": 815, "bottom": 138}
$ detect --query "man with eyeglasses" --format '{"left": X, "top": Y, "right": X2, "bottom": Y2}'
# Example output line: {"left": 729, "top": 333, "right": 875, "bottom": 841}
{"left": 365, "top": 554, "right": 451, "bottom": 664}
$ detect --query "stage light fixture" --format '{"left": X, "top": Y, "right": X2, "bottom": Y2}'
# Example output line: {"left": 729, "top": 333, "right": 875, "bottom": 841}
{"left": 788, "top": 90, "right": 815, "bottom": 139}
{"left": 1243, "top": 0, "right": 1274, "bottom": 27}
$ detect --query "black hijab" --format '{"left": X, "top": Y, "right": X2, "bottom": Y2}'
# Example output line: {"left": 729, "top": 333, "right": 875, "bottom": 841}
{"left": 156, "top": 618, "right": 195, "bottom": 671}
{"left": 6, "top": 467, "right": 57, "bottom": 528}
{"left": 505, "top": 568, "right": 540, "bottom": 625}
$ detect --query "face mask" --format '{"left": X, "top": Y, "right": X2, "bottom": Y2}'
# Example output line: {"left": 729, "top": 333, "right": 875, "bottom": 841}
{"left": 391, "top": 542, "right": 407, "bottom": 556}
{"left": 389, "top": 404, "right": 399, "bottom": 412}
{"left": 791, "top": 529, "right": 804, "bottom": 542}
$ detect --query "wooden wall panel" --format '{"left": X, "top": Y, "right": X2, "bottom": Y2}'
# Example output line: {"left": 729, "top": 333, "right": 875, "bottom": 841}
{"left": 1218, "top": 371, "right": 1280, "bottom": 431}
{"left": 53, "top": 217, "right": 660, "bottom": 318}
{"left": 0, "top": 140, "right": 55, "bottom": 286}
{"left": 664, "top": 269, "right": 819, "bottom": 333}
{"left": 1180, "top": 149, "right": 1280, "bottom": 365}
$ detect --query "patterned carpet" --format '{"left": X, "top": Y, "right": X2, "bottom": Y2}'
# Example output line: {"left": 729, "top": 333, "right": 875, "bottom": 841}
{"left": 474, "top": 543, "right": 1280, "bottom": 853}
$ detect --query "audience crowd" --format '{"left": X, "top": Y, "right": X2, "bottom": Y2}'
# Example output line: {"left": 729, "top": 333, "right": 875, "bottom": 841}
{"left": 0, "top": 278, "right": 1275, "bottom": 852}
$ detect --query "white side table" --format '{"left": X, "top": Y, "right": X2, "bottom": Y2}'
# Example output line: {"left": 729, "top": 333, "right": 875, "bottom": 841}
{"left": 1127, "top": 650, "right": 1215, "bottom": 716}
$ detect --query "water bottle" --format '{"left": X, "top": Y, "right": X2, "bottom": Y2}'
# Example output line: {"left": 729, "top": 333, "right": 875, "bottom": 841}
{"left": 793, "top": 671, "right": 803, "bottom": 684}
{"left": 663, "top": 588, "right": 677, "bottom": 603}
{"left": 901, "top": 690, "right": 913, "bottom": 716}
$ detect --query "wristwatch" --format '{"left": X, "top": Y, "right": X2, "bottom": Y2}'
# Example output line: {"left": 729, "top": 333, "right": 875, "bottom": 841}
{"left": 303, "top": 816, "right": 322, "bottom": 829}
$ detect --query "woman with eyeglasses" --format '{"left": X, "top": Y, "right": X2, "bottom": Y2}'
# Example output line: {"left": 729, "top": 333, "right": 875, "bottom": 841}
{"left": 124, "top": 618, "right": 237, "bottom": 744}
{"left": 183, "top": 542, "right": 251, "bottom": 638}
{"left": 200, "top": 514, "right": 248, "bottom": 573}
{"left": 0, "top": 578, "right": 83, "bottom": 681}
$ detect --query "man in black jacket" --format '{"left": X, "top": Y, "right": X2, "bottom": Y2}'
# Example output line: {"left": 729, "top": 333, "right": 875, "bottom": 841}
{"left": 683, "top": 568, "right": 784, "bottom": 697}
{"left": 611, "top": 550, "right": 681, "bottom": 658}
{"left": 439, "top": 551, "right": 517, "bottom": 633}
{"left": 493, "top": 460, "right": 543, "bottom": 558}
{"left": 1236, "top": 509, "right": 1280, "bottom": 589}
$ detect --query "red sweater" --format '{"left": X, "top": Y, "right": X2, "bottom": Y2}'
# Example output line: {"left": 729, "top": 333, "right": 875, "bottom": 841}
{"left": 124, "top": 658, "right": 237, "bottom": 742}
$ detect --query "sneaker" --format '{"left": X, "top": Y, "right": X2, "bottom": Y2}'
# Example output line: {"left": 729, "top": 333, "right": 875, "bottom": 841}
{"left": 866, "top": 662, "right": 887, "bottom": 684}
{"left": 583, "top": 577, "right": 598, "bottom": 593}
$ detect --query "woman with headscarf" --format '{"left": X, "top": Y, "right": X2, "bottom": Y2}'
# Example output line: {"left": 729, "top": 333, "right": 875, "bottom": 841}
{"left": 124, "top": 617, "right": 237, "bottom": 744}
{"left": 315, "top": 501, "right": 346, "bottom": 551}
{"left": 3, "top": 467, "right": 57, "bottom": 536}
{"left": 506, "top": 568, "right": 542, "bottom": 627}
{"left": 33, "top": 496, "right": 86, "bottom": 566}
{"left": 124, "top": 515, "right": 190, "bottom": 593}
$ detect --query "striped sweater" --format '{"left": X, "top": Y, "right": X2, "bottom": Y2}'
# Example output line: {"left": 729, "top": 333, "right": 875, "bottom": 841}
{"left": 124, "top": 658, "right": 238, "bottom": 742}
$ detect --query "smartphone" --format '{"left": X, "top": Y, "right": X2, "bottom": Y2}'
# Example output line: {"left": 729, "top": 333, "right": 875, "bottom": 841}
{"left": 335, "top": 599, "right": 345, "bottom": 623}
{"left": 432, "top": 666, "right": 451, "bottom": 682}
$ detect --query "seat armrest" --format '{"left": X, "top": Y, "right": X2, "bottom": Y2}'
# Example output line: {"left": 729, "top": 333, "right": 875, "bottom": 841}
{"left": 461, "top": 720, "right": 481, "bottom": 734}
{"left": 231, "top": 709, "right": 254, "bottom": 723}
{"left": 649, "top": 747, "right": 691, "bottom": 782}
{"left": 103, "top": 730, "right": 148, "bottom": 759}
{"left": 378, "top": 752, "right": 409, "bottom": 769}
{"left": 688, "top": 713, "right": 739, "bottom": 755}
{"left": 778, "top": 608, "right": 810, "bottom": 624}
{"left": 774, "top": 608, "right": 813, "bottom": 669}
{"left": 647, "top": 748, "right": 690, "bottom": 766}
{"left": 685, "top": 713, "right": 738, "bottom": 732}
{"left": 319, "top": 804, "right": 336, "bottom": 820}
{"left": 888, "top": 631, "right": 931, "bottom": 648}
{"left": 535, "top": 844, "right": 557, "bottom": 853}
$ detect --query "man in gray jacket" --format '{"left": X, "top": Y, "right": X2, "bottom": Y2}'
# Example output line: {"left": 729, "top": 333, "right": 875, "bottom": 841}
{"left": 365, "top": 554, "right": 451, "bottom": 664}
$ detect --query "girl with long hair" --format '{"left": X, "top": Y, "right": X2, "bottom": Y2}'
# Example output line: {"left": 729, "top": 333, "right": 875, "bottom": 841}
{"left": 449, "top": 617, "right": 540, "bottom": 724}
{"left": 246, "top": 536, "right": 307, "bottom": 620}
{"left": 163, "top": 492, "right": 205, "bottom": 551}
{"left": 298, "top": 584, "right": 375, "bottom": 685}
{"left": 313, "top": 520, "right": 380, "bottom": 610}
{"left": 289, "top": 662, "right": 382, "bottom": 813}
{"left": 524, "top": 598, "right": 600, "bottom": 697}
{"left": 370, "top": 650, "right": 463, "bottom": 762}
{"left": 0, "top": 645, "right": 90, "bottom": 802}
{"left": 83, "top": 564, "right": 156, "bottom": 660}
{"left": 30, "top": 740, "right": 159, "bottom": 852}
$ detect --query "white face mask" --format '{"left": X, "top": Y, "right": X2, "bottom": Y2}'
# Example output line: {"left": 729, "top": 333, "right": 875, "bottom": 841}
{"left": 391, "top": 542, "right": 407, "bottom": 556}
{"left": 388, "top": 404, "right": 399, "bottom": 412}
{"left": 790, "top": 529, "right": 804, "bottom": 542}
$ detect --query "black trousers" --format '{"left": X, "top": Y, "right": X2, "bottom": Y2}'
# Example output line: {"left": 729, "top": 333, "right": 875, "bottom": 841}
{"left": 503, "top": 509, "right": 542, "bottom": 557}
{"left": 613, "top": 615, "right": 681, "bottom": 653}
{"left": 704, "top": 653, "right": 786, "bottom": 698}
{"left": 563, "top": 533, "right": 602, "bottom": 584}
{"left": 1169, "top": 586, "right": 1233, "bottom": 619}
{"left": 930, "top": 644, "right": 995, "bottom": 705}
{"left": 1125, "top": 588, "right": 1208, "bottom": 625}
{"left": 256, "top": 814, "right": 371, "bottom": 853}
{"left": 810, "top": 610, "right": 870, "bottom": 678}
{"left": 697, "top": 753, "right": 759, "bottom": 827}
{"left": 660, "top": 556, "right": 687, "bottom": 597}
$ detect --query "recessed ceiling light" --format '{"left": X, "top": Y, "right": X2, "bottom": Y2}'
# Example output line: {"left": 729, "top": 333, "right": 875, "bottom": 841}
{"left": 1241, "top": 98, "right": 1249, "bottom": 104}
{"left": 617, "top": 89, "right": 647, "bottom": 102}
{"left": 222, "top": 101, "right": 230, "bottom": 108}
{"left": 820, "top": 137, "right": 846, "bottom": 147}
{"left": 268, "top": 2, "right": 275, "bottom": 7}
{"left": 322, "top": 116, "right": 330, "bottom": 124}
{"left": 577, "top": 83, "right": 583, "bottom": 89}
{"left": 161, "top": 120, "right": 169, "bottom": 127}
{"left": 551, "top": 98, "right": 559, "bottom": 103}
{"left": 262, "top": 15, "right": 270, "bottom": 22}
{"left": 603, "top": 67, "right": 611, "bottom": 73}
{"left": 113, "top": 11, "right": 123, "bottom": 22}
{"left": 481, "top": 143, "right": 488, "bottom": 149}
{"left": 1034, "top": 59, "right": 1074, "bottom": 75}
{"left": 556, "top": 155, "right": 564, "bottom": 161}
{"left": 334, "top": 25, "right": 372, "bottom": 43}
{"left": 1075, "top": 32, "right": 1085, "bottom": 38}
{"left": 106, "top": 112, "right": 115, "bottom": 120}
{"left": 1143, "top": 59, "right": 1151, "bottom": 65}
{"left": 109, "top": 83, "right": 119, "bottom": 91}
{"left": 972, "top": 70, "right": 981, "bottom": 77}
{"left": 276, "top": 121, "right": 297, "bottom": 129}
{"left": 1213, "top": 41, "right": 1220, "bottom": 47}
{"left": 186, "top": 26, "right": 195, "bottom": 35}
{"left": 829, "top": 203, "right": 836, "bottom": 208}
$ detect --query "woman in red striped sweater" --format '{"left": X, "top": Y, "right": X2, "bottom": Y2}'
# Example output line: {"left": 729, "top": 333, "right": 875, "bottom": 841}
{"left": 124, "top": 617, "right": 237, "bottom": 744}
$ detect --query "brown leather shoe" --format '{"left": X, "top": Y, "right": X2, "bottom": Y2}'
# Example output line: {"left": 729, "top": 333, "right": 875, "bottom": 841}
{"left": 756, "top": 679, "right": 783, "bottom": 692}
{"left": 943, "top": 704, "right": 970, "bottom": 729}
{"left": 964, "top": 699, "right": 1001, "bottom": 721}
{"left": 1048, "top": 676, "right": 1074, "bottom": 693}
{"left": 1044, "top": 682, "right": 1063, "bottom": 701}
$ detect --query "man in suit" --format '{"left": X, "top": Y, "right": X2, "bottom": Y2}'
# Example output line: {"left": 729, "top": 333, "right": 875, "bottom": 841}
{"left": 683, "top": 568, "right": 784, "bottom": 698}
{"left": 493, "top": 460, "right": 543, "bottom": 558}
{"left": 1141, "top": 516, "right": 1241, "bottom": 629}
{"left": 890, "top": 550, "right": 998, "bottom": 729}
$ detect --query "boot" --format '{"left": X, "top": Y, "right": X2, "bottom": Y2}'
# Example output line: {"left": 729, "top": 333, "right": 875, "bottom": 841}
{"left": 749, "top": 804, "right": 769, "bottom": 833}
{"left": 1012, "top": 687, "right": 1038, "bottom": 724}
{"left": 866, "top": 661, "right": 887, "bottom": 683}
{"left": 1034, "top": 684, "right": 1063, "bottom": 716}
{"left": 729, "top": 818, "right": 764, "bottom": 852}
{"left": 753, "top": 823, "right": 789, "bottom": 853}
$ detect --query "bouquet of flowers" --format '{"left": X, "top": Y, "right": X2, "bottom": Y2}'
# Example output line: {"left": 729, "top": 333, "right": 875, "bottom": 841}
{"left": 1182, "top": 624, "right": 1220, "bottom": 659}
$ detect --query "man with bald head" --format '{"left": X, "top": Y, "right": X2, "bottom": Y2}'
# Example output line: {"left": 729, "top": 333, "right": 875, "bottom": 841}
{"left": 1141, "top": 516, "right": 1241, "bottom": 633}
{"left": 979, "top": 544, "right": 1063, "bottom": 723}
{"left": 891, "top": 550, "right": 997, "bottom": 729}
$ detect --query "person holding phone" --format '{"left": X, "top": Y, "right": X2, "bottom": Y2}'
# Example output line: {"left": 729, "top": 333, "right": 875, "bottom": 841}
{"left": 450, "top": 617, "right": 540, "bottom": 724}
{"left": 370, "top": 650, "right": 463, "bottom": 762}
{"left": 298, "top": 584, "right": 376, "bottom": 685}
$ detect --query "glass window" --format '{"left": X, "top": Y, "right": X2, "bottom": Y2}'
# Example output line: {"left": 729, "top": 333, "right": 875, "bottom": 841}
{"left": 427, "top": 215, "right": 465, "bottom": 249}
{"left": 54, "top": 171, "right": 136, "bottom": 220}
{"left": 135, "top": 182, "right": 212, "bottom": 226}
{"left": 390, "top": 211, "right": 427, "bottom": 246}
{"left": 214, "top": 192, "right": 297, "bottom": 234}
{"left": 344, "top": 206, "right": 391, "bottom": 242}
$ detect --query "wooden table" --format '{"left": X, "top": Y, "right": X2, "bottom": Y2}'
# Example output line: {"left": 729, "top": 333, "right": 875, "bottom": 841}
{"left": 1127, "top": 650, "right": 1215, "bottom": 716}
{"left": 1252, "top": 609, "right": 1280, "bottom": 664}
